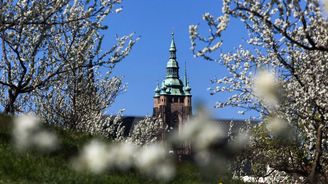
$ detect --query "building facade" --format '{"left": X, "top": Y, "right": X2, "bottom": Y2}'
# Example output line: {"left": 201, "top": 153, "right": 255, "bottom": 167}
{"left": 153, "top": 34, "right": 192, "bottom": 148}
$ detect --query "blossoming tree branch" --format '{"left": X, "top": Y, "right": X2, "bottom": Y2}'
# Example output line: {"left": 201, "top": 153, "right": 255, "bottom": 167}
{"left": 190, "top": 0, "right": 328, "bottom": 183}
{"left": 0, "top": 0, "right": 136, "bottom": 115}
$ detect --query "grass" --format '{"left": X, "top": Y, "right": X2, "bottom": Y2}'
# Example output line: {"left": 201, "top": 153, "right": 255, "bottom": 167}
{"left": 0, "top": 114, "right": 245, "bottom": 184}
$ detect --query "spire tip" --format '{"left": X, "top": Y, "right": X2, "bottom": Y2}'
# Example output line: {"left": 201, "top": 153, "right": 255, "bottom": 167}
{"left": 169, "top": 33, "right": 176, "bottom": 52}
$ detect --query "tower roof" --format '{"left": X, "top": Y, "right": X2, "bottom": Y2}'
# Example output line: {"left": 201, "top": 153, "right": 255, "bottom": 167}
{"left": 166, "top": 33, "right": 179, "bottom": 69}
{"left": 166, "top": 59, "right": 179, "bottom": 68}
{"left": 154, "top": 33, "right": 192, "bottom": 97}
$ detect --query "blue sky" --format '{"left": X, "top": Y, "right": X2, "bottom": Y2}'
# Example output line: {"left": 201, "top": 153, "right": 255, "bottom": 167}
{"left": 104, "top": 0, "right": 253, "bottom": 119}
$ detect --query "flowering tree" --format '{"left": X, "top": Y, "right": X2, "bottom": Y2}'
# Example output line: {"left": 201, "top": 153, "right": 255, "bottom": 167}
{"left": 0, "top": 0, "right": 135, "bottom": 114}
{"left": 127, "top": 117, "right": 166, "bottom": 146}
{"left": 190, "top": 0, "right": 328, "bottom": 183}
{"left": 34, "top": 32, "right": 135, "bottom": 131}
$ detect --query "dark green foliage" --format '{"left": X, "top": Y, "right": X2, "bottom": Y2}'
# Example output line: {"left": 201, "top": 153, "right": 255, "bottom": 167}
{"left": 0, "top": 114, "right": 244, "bottom": 184}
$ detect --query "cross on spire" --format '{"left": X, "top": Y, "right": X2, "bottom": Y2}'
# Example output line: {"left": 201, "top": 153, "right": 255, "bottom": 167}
{"left": 169, "top": 32, "right": 176, "bottom": 52}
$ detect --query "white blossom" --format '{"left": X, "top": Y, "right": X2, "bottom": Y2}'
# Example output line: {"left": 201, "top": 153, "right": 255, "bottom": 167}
{"left": 107, "top": 142, "right": 137, "bottom": 170}
{"left": 72, "top": 140, "right": 110, "bottom": 174}
{"left": 12, "top": 114, "right": 58, "bottom": 152}
{"left": 266, "top": 117, "right": 288, "bottom": 137}
{"left": 135, "top": 143, "right": 175, "bottom": 181}
{"left": 253, "top": 70, "right": 279, "bottom": 108}
{"left": 115, "top": 8, "right": 123, "bottom": 14}
{"left": 173, "top": 109, "right": 224, "bottom": 152}
{"left": 73, "top": 140, "right": 175, "bottom": 181}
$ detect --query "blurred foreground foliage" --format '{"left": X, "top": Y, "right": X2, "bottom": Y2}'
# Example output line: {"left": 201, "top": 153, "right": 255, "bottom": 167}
{"left": 0, "top": 114, "right": 245, "bottom": 184}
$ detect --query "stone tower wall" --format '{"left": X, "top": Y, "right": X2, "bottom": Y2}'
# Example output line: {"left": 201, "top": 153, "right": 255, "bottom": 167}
{"left": 153, "top": 95, "right": 191, "bottom": 132}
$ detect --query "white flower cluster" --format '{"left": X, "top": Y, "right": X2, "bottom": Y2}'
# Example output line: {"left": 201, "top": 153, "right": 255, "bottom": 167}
{"left": 115, "top": 8, "right": 123, "bottom": 14}
{"left": 9, "top": 109, "right": 250, "bottom": 182}
{"left": 72, "top": 140, "right": 111, "bottom": 174}
{"left": 190, "top": 0, "right": 328, "bottom": 182}
{"left": 174, "top": 111, "right": 224, "bottom": 152}
{"left": 265, "top": 116, "right": 288, "bottom": 137}
{"left": 127, "top": 117, "right": 166, "bottom": 146}
{"left": 0, "top": 0, "right": 137, "bottom": 116}
{"left": 13, "top": 114, "right": 58, "bottom": 152}
{"left": 135, "top": 143, "right": 175, "bottom": 180}
{"left": 72, "top": 140, "right": 175, "bottom": 181}
{"left": 71, "top": 108, "right": 249, "bottom": 181}
{"left": 253, "top": 70, "right": 280, "bottom": 110}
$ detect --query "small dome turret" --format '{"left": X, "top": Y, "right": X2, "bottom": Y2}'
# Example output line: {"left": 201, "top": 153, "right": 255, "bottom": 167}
{"left": 154, "top": 83, "right": 160, "bottom": 97}
{"left": 160, "top": 82, "right": 167, "bottom": 95}
{"left": 184, "top": 82, "right": 191, "bottom": 96}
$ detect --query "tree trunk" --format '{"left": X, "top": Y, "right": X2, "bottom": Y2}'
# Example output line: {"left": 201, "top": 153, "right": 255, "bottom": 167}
{"left": 308, "top": 125, "right": 323, "bottom": 183}
{"left": 4, "top": 90, "right": 18, "bottom": 114}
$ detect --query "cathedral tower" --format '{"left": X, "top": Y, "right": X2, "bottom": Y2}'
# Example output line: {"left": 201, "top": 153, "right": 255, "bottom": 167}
{"left": 153, "top": 33, "right": 192, "bottom": 140}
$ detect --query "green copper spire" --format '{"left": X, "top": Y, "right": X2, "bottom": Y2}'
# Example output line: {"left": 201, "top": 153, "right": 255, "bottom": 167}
{"left": 153, "top": 33, "right": 192, "bottom": 97}
{"left": 166, "top": 33, "right": 179, "bottom": 78}
{"left": 183, "top": 61, "right": 191, "bottom": 96}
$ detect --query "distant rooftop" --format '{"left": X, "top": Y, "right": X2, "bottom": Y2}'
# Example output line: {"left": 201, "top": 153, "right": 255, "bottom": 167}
{"left": 119, "top": 116, "right": 260, "bottom": 137}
